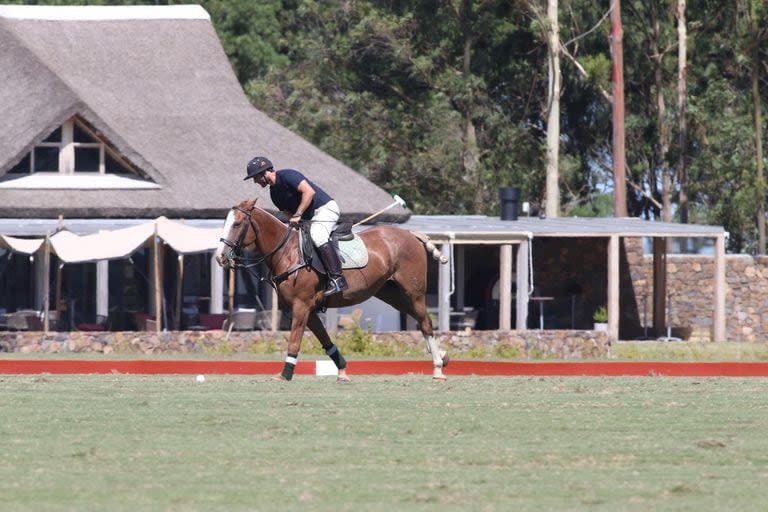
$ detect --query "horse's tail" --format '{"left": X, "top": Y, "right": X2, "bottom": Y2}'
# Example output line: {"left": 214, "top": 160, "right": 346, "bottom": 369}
{"left": 411, "top": 231, "right": 449, "bottom": 264}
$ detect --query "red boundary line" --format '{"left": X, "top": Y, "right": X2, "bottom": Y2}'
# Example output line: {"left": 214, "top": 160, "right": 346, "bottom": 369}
{"left": 2, "top": 360, "right": 768, "bottom": 377}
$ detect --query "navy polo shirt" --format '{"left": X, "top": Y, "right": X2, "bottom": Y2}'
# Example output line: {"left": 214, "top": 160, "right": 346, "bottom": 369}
{"left": 269, "top": 169, "right": 333, "bottom": 220}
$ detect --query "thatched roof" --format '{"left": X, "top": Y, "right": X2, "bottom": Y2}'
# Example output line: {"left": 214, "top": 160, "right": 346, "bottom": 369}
{"left": 0, "top": 5, "right": 408, "bottom": 222}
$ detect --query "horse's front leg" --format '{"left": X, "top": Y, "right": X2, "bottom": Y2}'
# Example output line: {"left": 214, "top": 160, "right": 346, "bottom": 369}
{"left": 307, "top": 312, "right": 350, "bottom": 382}
{"left": 276, "top": 306, "right": 311, "bottom": 381}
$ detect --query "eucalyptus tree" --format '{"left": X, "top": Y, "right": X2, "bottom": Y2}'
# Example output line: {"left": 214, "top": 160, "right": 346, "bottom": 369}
{"left": 246, "top": 0, "right": 548, "bottom": 216}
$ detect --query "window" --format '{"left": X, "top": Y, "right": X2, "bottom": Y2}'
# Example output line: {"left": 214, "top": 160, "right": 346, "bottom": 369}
{"left": 9, "top": 117, "right": 138, "bottom": 176}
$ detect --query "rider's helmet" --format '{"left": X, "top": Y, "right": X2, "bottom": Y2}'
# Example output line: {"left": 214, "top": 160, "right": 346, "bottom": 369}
{"left": 244, "top": 156, "right": 273, "bottom": 180}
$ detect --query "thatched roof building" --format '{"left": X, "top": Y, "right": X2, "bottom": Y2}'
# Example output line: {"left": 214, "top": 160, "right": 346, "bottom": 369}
{"left": 0, "top": 4, "right": 407, "bottom": 222}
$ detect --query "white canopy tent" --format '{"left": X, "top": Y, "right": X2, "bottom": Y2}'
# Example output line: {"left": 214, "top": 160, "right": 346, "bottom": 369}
{"left": 0, "top": 234, "right": 44, "bottom": 255}
{"left": 1, "top": 218, "right": 224, "bottom": 333}
{"left": 1, "top": 217, "right": 221, "bottom": 261}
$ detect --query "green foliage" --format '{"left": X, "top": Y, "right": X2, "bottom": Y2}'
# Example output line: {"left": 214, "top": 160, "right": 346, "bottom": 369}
{"left": 200, "top": 0, "right": 289, "bottom": 83}
{"left": 593, "top": 305, "right": 608, "bottom": 323}
{"left": 335, "top": 319, "right": 375, "bottom": 354}
{"left": 493, "top": 341, "right": 522, "bottom": 359}
{"left": 246, "top": 337, "right": 280, "bottom": 355}
{"left": 464, "top": 344, "right": 491, "bottom": 359}
{"left": 203, "top": 338, "right": 235, "bottom": 356}
{"left": 246, "top": 0, "right": 546, "bottom": 216}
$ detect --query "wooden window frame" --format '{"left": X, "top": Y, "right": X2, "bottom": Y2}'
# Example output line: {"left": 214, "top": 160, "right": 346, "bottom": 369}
{"left": 19, "top": 117, "right": 136, "bottom": 176}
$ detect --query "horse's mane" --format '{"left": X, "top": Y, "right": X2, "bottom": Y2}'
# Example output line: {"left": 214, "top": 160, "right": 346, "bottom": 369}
{"left": 237, "top": 198, "right": 286, "bottom": 231}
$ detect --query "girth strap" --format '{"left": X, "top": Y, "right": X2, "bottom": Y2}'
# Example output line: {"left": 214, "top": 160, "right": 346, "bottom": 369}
{"left": 271, "top": 262, "right": 309, "bottom": 285}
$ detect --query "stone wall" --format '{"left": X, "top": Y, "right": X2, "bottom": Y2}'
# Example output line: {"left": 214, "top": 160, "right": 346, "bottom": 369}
{"left": 629, "top": 251, "right": 768, "bottom": 342}
{"left": 0, "top": 329, "right": 609, "bottom": 359}
{"left": 532, "top": 237, "right": 768, "bottom": 342}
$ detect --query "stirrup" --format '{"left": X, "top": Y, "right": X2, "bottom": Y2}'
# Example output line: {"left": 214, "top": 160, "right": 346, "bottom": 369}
{"left": 324, "top": 277, "right": 347, "bottom": 297}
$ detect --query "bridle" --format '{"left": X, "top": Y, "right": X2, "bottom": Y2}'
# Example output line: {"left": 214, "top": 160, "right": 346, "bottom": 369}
{"left": 219, "top": 205, "right": 295, "bottom": 270}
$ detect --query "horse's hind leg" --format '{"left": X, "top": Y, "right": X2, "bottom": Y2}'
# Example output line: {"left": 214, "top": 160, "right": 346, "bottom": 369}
{"left": 375, "top": 282, "right": 447, "bottom": 380}
{"left": 307, "top": 311, "right": 350, "bottom": 382}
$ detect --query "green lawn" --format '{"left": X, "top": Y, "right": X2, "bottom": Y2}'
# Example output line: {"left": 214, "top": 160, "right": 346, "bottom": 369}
{"left": 2, "top": 375, "right": 768, "bottom": 511}
{"left": 612, "top": 341, "right": 768, "bottom": 361}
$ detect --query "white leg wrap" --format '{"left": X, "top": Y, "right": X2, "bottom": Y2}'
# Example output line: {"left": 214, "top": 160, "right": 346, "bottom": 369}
{"left": 425, "top": 336, "right": 445, "bottom": 378}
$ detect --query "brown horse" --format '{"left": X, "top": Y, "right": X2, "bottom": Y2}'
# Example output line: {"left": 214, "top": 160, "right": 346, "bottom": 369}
{"left": 214, "top": 198, "right": 449, "bottom": 381}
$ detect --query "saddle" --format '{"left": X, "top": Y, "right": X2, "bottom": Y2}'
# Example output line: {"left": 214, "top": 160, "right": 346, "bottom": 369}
{"left": 299, "top": 223, "right": 368, "bottom": 275}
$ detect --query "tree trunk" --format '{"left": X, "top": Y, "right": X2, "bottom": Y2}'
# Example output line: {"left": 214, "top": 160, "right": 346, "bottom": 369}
{"left": 677, "top": 0, "right": 689, "bottom": 224}
{"left": 652, "top": 4, "right": 672, "bottom": 223}
{"left": 751, "top": 1, "right": 766, "bottom": 254}
{"left": 610, "top": 0, "right": 627, "bottom": 217}
{"left": 458, "top": 2, "right": 483, "bottom": 213}
{"left": 545, "top": 0, "right": 561, "bottom": 218}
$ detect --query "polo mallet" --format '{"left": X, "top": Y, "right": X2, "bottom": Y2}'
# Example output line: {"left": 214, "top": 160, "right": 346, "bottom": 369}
{"left": 353, "top": 194, "right": 407, "bottom": 227}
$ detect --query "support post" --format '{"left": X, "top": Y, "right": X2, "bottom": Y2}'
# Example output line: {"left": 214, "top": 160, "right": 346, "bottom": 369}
{"left": 96, "top": 260, "right": 108, "bottom": 319}
{"left": 42, "top": 233, "right": 50, "bottom": 333}
{"left": 653, "top": 237, "right": 667, "bottom": 335}
{"left": 499, "top": 244, "right": 513, "bottom": 330}
{"left": 516, "top": 239, "right": 530, "bottom": 329}
{"left": 438, "top": 242, "right": 451, "bottom": 331}
{"left": 175, "top": 254, "right": 184, "bottom": 330}
{"left": 608, "top": 235, "right": 620, "bottom": 342}
{"left": 714, "top": 234, "right": 726, "bottom": 341}
{"left": 96, "top": 232, "right": 108, "bottom": 322}
{"left": 152, "top": 225, "right": 162, "bottom": 333}
{"left": 55, "top": 262, "right": 63, "bottom": 329}
{"left": 455, "top": 245, "right": 465, "bottom": 311}
{"left": 34, "top": 249, "right": 44, "bottom": 311}
{"left": 210, "top": 254, "right": 224, "bottom": 314}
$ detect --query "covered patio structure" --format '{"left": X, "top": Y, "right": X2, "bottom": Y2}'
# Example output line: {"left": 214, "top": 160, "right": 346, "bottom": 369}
{"left": 400, "top": 215, "right": 728, "bottom": 342}
{"left": 1, "top": 215, "right": 728, "bottom": 341}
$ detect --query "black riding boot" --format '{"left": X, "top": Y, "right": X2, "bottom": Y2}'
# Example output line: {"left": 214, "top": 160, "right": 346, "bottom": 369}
{"left": 317, "top": 242, "right": 348, "bottom": 296}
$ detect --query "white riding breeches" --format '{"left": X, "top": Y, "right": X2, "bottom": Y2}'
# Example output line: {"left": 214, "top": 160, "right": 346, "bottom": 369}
{"left": 310, "top": 200, "right": 340, "bottom": 247}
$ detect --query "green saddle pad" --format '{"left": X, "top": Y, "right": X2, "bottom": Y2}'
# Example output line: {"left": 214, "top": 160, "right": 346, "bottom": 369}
{"left": 299, "top": 231, "right": 368, "bottom": 270}
{"left": 337, "top": 235, "right": 368, "bottom": 269}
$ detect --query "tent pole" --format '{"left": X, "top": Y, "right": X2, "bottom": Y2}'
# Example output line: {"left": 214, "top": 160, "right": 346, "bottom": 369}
{"left": 55, "top": 262, "right": 63, "bottom": 329}
{"left": 153, "top": 225, "right": 162, "bottom": 333}
{"left": 54, "top": 215, "right": 64, "bottom": 329}
{"left": 42, "top": 232, "right": 50, "bottom": 334}
{"left": 175, "top": 254, "right": 184, "bottom": 330}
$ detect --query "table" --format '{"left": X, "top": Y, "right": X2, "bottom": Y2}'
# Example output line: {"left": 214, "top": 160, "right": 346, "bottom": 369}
{"left": 529, "top": 296, "right": 554, "bottom": 330}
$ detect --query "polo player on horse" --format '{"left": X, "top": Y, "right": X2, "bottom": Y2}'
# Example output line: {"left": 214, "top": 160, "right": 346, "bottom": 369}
{"left": 244, "top": 156, "right": 348, "bottom": 297}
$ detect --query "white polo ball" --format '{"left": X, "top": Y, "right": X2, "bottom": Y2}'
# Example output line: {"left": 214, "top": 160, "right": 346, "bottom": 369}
{"left": 195, "top": 374, "right": 205, "bottom": 383}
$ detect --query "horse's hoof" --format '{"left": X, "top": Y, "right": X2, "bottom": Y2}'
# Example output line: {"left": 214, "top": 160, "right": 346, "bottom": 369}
{"left": 432, "top": 375, "right": 447, "bottom": 382}
{"left": 270, "top": 374, "right": 289, "bottom": 382}
{"left": 336, "top": 369, "right": 351, "bottom": 383}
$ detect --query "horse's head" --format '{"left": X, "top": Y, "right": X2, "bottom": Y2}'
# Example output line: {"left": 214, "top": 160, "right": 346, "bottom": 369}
{"left": 215, "top": 199, "right": 258, "bottom": 268}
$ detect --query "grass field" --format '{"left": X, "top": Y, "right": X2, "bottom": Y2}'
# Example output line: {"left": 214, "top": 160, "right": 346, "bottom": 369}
{"left": 2, "top": 375, "right": 768, "bottom": 511}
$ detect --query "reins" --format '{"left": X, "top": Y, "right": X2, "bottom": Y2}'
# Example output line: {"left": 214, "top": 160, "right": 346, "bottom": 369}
{"left": 220, "top": 205, "right": 308, "bottom": 286}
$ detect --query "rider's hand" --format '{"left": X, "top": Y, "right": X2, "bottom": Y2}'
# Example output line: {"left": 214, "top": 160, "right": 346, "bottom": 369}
{"left": 289, "top": 214, "right": 301, "bottom": 228}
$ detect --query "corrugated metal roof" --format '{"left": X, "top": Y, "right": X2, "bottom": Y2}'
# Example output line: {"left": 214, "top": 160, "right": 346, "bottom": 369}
{"left": 0, "top": 215, "right": 726, "bottom": 241}
{"left": 396, "top": 215, "right": 726, "bottom": 243}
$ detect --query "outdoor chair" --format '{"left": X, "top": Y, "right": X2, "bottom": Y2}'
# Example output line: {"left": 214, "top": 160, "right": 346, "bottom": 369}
{"left": 6, "top": 312, "right": 30, "bottom": 331}
{"left": 77, "top": 315, "right": 108, "bottom": 332}
{"left": 134, "top": 312, "right": 156, "bottom": 331}
{"left": 198, "top": 313, "right": 227, "bottom": 330}
{"left": 225, "top": 310, "right": 258, "bottom": 331}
